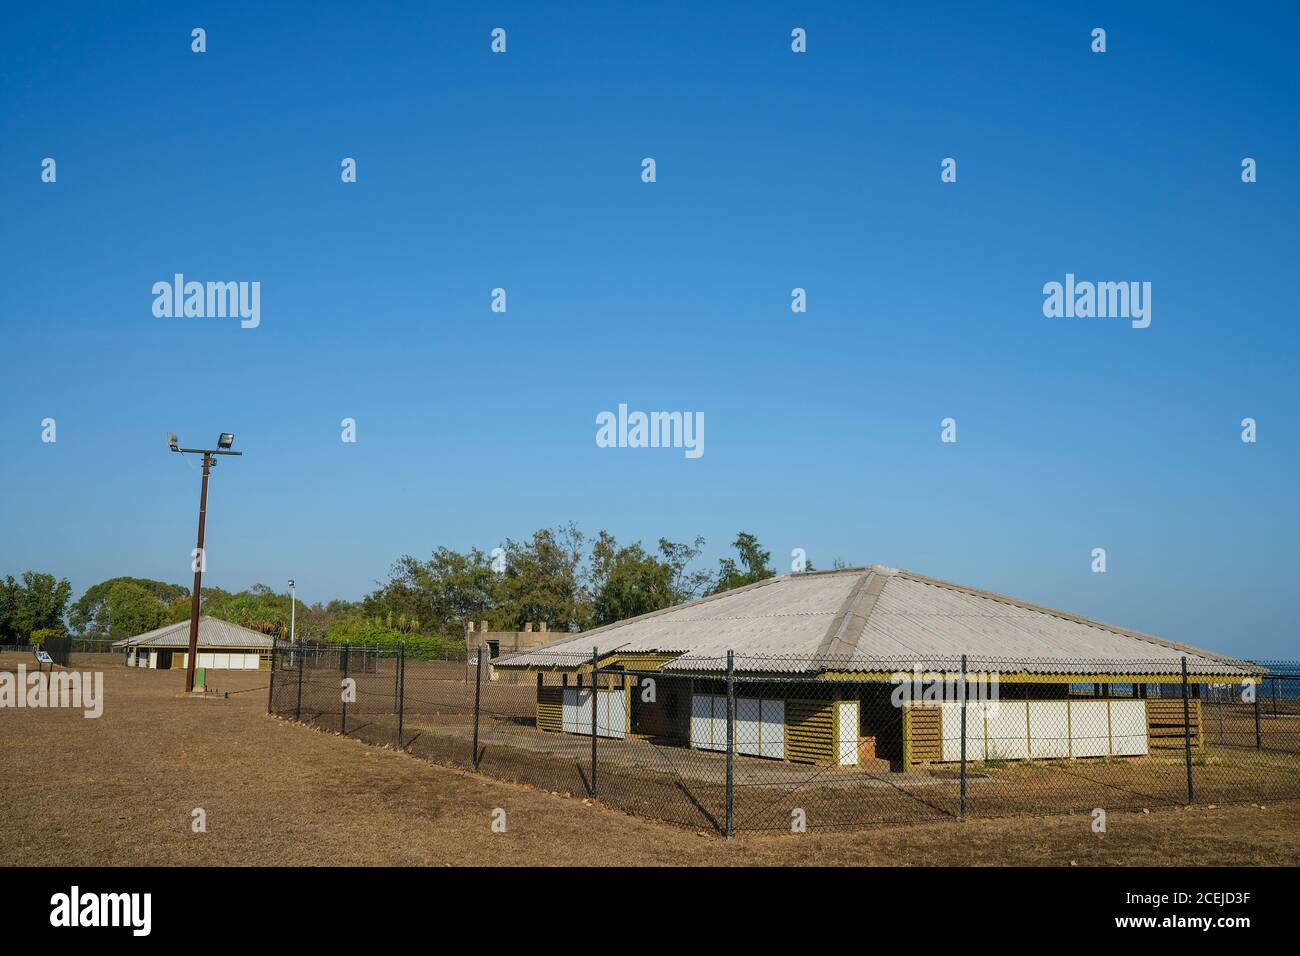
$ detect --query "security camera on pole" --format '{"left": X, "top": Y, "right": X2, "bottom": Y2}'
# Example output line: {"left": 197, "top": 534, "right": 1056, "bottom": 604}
{"left": 167, "top": 431, "right": 242, "bottom": 693}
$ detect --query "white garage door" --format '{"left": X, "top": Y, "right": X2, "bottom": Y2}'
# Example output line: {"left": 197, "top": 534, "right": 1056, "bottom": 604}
{"left": 691, "top": 694, "right": 725, "bottom": 751}
{"left": 733, "top": 697, "right": 785, "bottom": 759}
{"left": 561, "top": 687, "right": 626, "bottom": 738}
{"left": 760, "top": 699, "right": 784, "bottom": 759}
{"left": 735, "top": 697, "right": 760, "bottom": 755}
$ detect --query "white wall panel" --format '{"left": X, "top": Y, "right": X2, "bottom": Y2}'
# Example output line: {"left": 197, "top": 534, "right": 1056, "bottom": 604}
{"left": 984, "top": 701, "right": 1029, "bottom": 760}
{"left": 837, "top": 701, "right": 859, "bottom": 765}
{"left": 1109, "top": 700, "right": 1148, "bottom": 756}
{"left": 736, "top": 697, "right": 761, "bottom": 756}
{"left": 562, "top": 687, "right": 586, "bottom": 733}
{"left": 1028, "top": 701, "right": 1070, "bottom": 758}
{"left": 940, "top": 702, "right": 986, "bottom": 762}
{"left": 600, "top": 688, "right": 627, "bottom": 739}
{"left": 760, "top": 699, "right": 785, "bottom": 759}
{"left": 1069, "top": 701, "right": 1110, "bottom": 757}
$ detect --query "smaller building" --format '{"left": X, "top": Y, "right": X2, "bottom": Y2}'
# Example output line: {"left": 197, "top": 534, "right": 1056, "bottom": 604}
{"left": 112, "top": 616, "right": 274, "bottom": 670}
{"left": 464, "top": 621, "right": 558, "bottom": 683}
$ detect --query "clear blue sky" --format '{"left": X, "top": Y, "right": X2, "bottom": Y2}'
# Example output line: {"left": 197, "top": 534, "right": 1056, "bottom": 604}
{"left": 2, "top": 2, "right": 1296, "bottom": 658}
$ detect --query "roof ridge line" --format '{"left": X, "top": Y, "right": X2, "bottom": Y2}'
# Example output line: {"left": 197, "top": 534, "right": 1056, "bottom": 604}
{"left": 813, "top": 568, "right": 885, "bottom": 661}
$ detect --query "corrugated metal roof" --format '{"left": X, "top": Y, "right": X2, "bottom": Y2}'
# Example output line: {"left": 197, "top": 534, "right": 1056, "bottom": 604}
{"left": 848, "top": 571, "right": 1237, "bottom": 668}
{"left": 496, "top": 566, "right": 1255, "bottom": 676}
{"left": 496, "top": 571, "right": 860, "bottom": 671}
{"left": 110, "top": 616, "right": 274, "bottom": 649}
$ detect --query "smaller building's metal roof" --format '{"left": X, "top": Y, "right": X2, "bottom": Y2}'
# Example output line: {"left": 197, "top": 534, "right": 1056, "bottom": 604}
{"left": 111, "top": 616, "right": 274, "bottom": 649}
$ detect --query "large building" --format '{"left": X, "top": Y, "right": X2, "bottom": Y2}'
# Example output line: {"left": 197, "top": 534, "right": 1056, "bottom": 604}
{"left": 493, "top": 566, "right": 1258, "bottom": 768}
{"left": 113, "top": 616, "right": 274, "bottom": 671}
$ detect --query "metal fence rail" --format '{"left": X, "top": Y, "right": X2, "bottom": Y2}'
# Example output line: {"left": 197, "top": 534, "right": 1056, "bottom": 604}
{"left": 268, "top": 645, "right": 1300, "bottom": 835}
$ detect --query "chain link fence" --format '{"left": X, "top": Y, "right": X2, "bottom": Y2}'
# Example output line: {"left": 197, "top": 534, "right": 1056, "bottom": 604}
{"left": 3, "top": 637, "right": 126, "bottom": 668}
{"left": 268, "top": 642, "right": 1300, "bottom": 835}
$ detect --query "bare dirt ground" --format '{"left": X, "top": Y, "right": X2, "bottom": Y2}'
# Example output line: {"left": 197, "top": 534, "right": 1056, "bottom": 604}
{"left": 2, "top": 653, "right": 1298, "bottom": 866}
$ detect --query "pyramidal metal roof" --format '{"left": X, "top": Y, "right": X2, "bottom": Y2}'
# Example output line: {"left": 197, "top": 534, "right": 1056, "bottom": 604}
{"left": 494, "top": 566, "right": 1256, "bottom": 675}
{"left": 110, "top": 616, "right": 275, "bottom": 649}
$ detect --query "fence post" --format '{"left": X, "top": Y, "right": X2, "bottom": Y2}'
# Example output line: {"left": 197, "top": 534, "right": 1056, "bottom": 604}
{"left": 397, "top": 642, "right": 406, "bottom": 750}
{"left": 341, "top": 642, "right": 350, "bottom": 736}
{"left": 590, "top": 648, "right": 599, "bottom": 798}
{"left": 1181, "top": 656, "right": 1193, "bottom": 803}
{"left": 1273, "top": 677, "right": 1279, "bottom": 718}
{"left": 295, "top": 642, "right": 304, "bottom": 721}
{"left": 959, "top": 654, "right": 968, "bottom": 818}
{"left": 472, "top": 644, "right": 483, "bottom": 770}
{"left": 725, "top": 649, "right": 735, "bottom": 838}
{"left": 1254, "top": 676, "right": 1262, "bottom": 751}
{"left": 267, "top": 634, "right": 278, "bottom": 713}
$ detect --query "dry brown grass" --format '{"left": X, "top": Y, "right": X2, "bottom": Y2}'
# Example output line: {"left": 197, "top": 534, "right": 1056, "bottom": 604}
{"left": 2, "top": 654, "right": 1298, "bottom": 866}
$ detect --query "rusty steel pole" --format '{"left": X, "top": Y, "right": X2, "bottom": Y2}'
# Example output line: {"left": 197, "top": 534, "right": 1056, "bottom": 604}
{"left": 184, "top": 453, "right": 214, "bottom": 693}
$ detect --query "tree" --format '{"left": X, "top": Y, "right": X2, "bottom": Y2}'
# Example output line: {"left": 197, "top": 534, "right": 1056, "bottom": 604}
{"left": 0, "top": 577, "right": 18, "bottom": 643}
{"left": 68, "top": 577, "right": 188, "bottom": 637}
{"left": 202, "top": 584, "right": 293, "bottom": 637}
{"left": 103, "top": 581, "right": 171, "bottom": 638}
{"left": 362, "top": 547, "right": 502, "bottom": 634}
{"left": 709, "top": 531, "right": 775, "bottom": 595}
{"left": 590, "top": 535, "right": 711, "bottom": 626}
{"left": 29, "top": 627, "right": 65, "bottom": 648}
{"left": 0, "top": 571, "right": 73, "bottom": 643}
{"left": 496, "top": 524, "right": 590, "bottom": 632}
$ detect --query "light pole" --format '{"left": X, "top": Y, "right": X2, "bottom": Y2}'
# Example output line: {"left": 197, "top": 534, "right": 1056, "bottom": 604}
{"left": 288, "top": 579, "right": 296, "bottom": 643}
{"left": 168, "top": 432, "right": 242, "bottom": 693}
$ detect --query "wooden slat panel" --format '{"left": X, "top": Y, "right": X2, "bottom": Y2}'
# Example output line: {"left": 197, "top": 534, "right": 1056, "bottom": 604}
{"left": 785, "top": 698, "right": 835, "bottom": 764}
{"left": 907, "top": 706, "right": 942, "bottom": 762}
{"left": 1145, "top": 699, "right": 1201, "bottom": 751}
{"left": 537, "top": 686, "right": 563, "bottom": 732}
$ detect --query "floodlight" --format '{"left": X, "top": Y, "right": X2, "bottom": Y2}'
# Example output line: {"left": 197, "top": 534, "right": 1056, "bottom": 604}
{"left": 167, "top": 432, "right": 180, "bottom": 452}
{"left": 217, "top": 433, "right": 235, "bottom": 449}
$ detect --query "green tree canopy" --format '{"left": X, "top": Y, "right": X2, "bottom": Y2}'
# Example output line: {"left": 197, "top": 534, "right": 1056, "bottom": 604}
{"left": 362, "top": 547, "right": 501, "bottom": 633}
{"left": 0, "top": 571, "right": 73, "bottom": 644}
{"left": 709, "top": 531, "right": 775, "bottom": 595}
{"left": 68, "top": 576, "right": 188, "bottom": 637}
{"left": 590, "top": 534, "right": 712, "bottom": 627}
{"left": 23, "top": 525, "right": 778, "bottom": 650}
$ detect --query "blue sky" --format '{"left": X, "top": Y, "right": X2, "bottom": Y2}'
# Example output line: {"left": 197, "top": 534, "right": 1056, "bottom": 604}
{"left": 2, "top": 2, "right": 1296, "bottom": 658}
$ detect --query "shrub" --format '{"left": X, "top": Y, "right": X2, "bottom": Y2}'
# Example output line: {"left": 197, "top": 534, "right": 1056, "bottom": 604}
{"left": 321, "top": 618, "right": 463, "bottom": 660}
{"left": 29, "top": 627, "right": 65, "bottom": 648}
